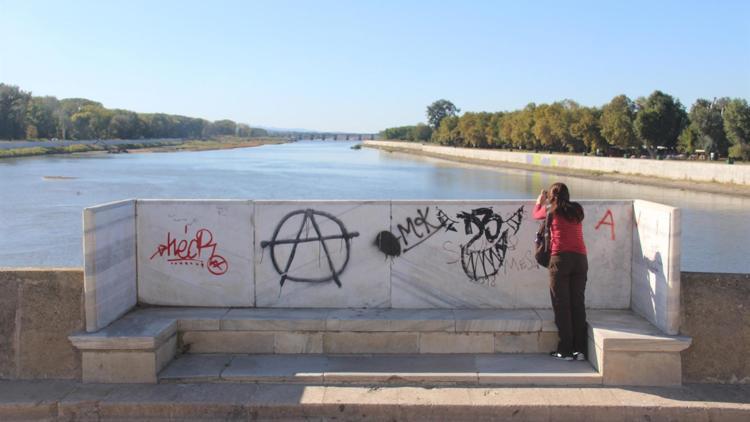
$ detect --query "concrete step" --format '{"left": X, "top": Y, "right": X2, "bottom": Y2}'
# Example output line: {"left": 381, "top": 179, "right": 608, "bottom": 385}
{"left": 4, "top": 380, "right": 750, "bottom": 421}
{"left": 159, "top": 353, "right": 602, "bottom": 386}
{"left": 71, "top": 307, "right": 691, "bottom": 385}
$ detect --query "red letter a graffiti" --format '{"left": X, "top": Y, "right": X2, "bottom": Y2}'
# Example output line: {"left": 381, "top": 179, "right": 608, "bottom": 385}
{"left": 595, "top": 209, "right": 615, "bottom": 240}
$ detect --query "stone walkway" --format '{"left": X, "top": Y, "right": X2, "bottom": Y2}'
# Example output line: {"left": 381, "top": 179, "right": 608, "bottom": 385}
{"left": 0, "top": 380, "right": 748, "bottom": 421}
{"left": 159, "top": 353, "right": 601, "bottom": 385}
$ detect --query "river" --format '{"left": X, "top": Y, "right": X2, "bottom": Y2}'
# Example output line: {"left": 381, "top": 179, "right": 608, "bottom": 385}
{"left": 0, "top": 140, "right": 747, "bottom": 273}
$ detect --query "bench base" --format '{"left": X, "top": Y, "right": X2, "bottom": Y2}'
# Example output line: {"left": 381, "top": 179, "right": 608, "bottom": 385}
{"left": 70, "top": 307, "right": 691, "bottom": 386}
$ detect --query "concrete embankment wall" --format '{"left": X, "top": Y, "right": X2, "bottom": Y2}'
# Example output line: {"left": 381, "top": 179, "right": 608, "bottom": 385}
{"left": 681, "top": 272, "right": 750, "bottom": 383}
{"left": 0, "top": 268, "right": 746, "bottom": 383}
{"left": 0, "top": 269, "right": 83, "bottom": 380}
{"left": 364, "top": 140, "right": 750, "bottom": 186}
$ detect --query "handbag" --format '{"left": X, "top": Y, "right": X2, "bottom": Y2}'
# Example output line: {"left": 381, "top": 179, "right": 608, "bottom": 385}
{"left": 535, "top": 211, "right": 552, "bottom": 267}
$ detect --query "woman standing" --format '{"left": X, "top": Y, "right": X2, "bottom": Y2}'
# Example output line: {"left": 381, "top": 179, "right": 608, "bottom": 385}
{"left": 533, "top": 183, "right": 588, "bottom": 361}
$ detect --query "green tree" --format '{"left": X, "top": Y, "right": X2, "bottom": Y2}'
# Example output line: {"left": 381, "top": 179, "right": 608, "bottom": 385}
{"left": 236, "top": 123, "right": 252, "bottom": 137}
{"left": 487, "top": 112, "right": 504, "bottom": 147}
{"left": 570, "top": 107, "right": 606, "bottom": 153}
{"left": 0, "top": 84, "right": 31, "bottom": 139}
{"left": 26, "top": 96, "right": 59, "bottom": 139}
{"left": 433, "top": 115, "right": 461, "bottom": 145}
{"left": 249, "top": 127, "right": 268, "bottom": 137}
{"left": 208, "top": 119, "right": 237, "bottom": 136}
{"left": 679, "top": 98, "right": 729, "bottom": 155}
{"left": 677, "top": 125, "right": 701, "bottom": 154}
{"left": 600, "top": 95, "right": 638, "bottom": 151}
{"left": 71, "top": 105, "right": 111, "bottom": 139}
{"left": 57, "top": 98, "right": 102, "bottom": 139}
{"left": 499, "top": 111, "right": 516, "bottom": 147}
{"left": 380, "top": 126, "right": 414, "bottom": 140}
{"left": 410, "top": 123, "right": 432, "bottom": 142}
{"left": 143, "top": 113, "right": 173, "bottom": 138}
{"left": 108, "top": 111, "right": 141, "bottom": 139}
{"left": 510, "top": 104, "right": 537, "bottom": 149}
{"left": 532, "top": 104, "right": 556, "bottom": 149}
{"left": 426, "top": 99, "right": 460, "bottom": 130}
{"left": 459, "top": 112, "right": 491, "bottom": 147}
{"left": 531, "top": 101, "right": 578, "bottom": 151}
{"left": 634, "top": 90, "right": 688, "bottom": 155}
{"left": 723, "top": 98, "right": 750, "bottom": 160}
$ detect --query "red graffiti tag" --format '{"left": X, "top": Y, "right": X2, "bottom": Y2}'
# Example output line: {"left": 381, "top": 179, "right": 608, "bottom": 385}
{"left": 595, "top": 209, "right": 616, "bottom": 240}
{"left": 149, "top": 225, "right": 229, "bottom": 275}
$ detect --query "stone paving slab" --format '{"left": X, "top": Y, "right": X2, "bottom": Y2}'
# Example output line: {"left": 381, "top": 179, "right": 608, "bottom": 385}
{"left": 69, "top": 313, "right": 177, "bottom": 350}
{"left": 0, "top": 380, "right": 748, "bottom": 421}
{"left": 159, "top": 354, "right": 232, "bottom": 382}
{"left": 222, "top": 308, "right": 330, "bottom": 331}
{"left": 159, "top": 353, "right": 601, "bottom": 386}
{"left": 222, "top": 355, "right": 327, "bottom": 383}
{"left": 136, "top": 307, "right": 231, "bottom": 331}
{"left": 326, "top": 308, "right": 456, "bottom": 332}
{"left": 453, "top": 309, "right": 542, "bottom": 332}
{"left": 588, "top": 310, "right": 692, "bottom": 352}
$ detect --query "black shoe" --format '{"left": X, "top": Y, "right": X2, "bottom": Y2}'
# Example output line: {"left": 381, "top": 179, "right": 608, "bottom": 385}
{"left": 550, "top": 352, "right": 574, "bottom": 361}
{"left": 573, "top": 352, "right": 586, "bottom": 361}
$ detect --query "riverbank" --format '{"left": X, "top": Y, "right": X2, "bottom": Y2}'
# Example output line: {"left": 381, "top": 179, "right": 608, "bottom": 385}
{"left": 126, "top": 137, "right": 288, "bottom": 153}
{"left": 364, "top": 141, "right": 750, "bottom": 197}
{"left": 0, "top": 137, "right": 288, "bottom": 159}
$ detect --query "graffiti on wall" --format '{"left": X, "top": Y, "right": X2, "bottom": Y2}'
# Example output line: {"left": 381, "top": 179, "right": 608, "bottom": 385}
{"left": 375, "top": 206, "right": 458, "bottom": 257}
{"left": 149, "top": 224, "right": 229, "bottom": 275}
{"left": 376, "top": 205, "right": 525, "bottom": 284}
{"left": 595, "top": 209, "right": 616, "bottom": 240}
{"left": 456, "top": 206, "right": 524, "bottom": 282}
{"left": 261, "top": 209, "right": 360, "bottom": 288}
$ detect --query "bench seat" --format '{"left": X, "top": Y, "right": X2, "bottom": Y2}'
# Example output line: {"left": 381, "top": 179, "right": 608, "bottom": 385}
{"left": 69, "top": 307, "right": 690, "bottom": 386}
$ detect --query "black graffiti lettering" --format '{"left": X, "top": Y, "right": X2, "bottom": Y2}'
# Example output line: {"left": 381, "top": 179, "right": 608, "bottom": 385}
{"left": 456, "top": 206, "right": 523, "bottom": 282}
{"left": 396, "top": 207, "right": 444, "bottom": 245}
{"left": 378, "top": 206, "right": 458, "bottom": 256}
{"left": 261, "top": 209, "right": 359, "bottom": 288}
{"left": 436, "top": 208, "right": 458, "bottom": 232}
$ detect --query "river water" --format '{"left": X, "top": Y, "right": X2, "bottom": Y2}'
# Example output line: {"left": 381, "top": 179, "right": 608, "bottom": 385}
{"left": 0, "top": 140, "right": 747, "bottom": 273}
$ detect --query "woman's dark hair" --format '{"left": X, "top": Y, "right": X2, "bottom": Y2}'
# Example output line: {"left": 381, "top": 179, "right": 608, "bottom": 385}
{"left": 548, "top": 182, "right": 584, "bottom": 222}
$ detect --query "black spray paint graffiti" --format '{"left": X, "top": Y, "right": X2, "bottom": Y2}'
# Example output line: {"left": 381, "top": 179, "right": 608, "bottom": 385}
{"left": 374, "top": 205, "right": 525, "bottom": 284}
{"left": 456, "top": 206, "right": 524, "bottom": 282}
{"left": 261, "top": 209, "right": 359, "bottom": 288}
{"left": 374, "top": 206, "right": 457, "bottom": 257}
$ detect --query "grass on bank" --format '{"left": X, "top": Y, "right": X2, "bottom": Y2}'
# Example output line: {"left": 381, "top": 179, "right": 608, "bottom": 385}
{"left": 0, "top": 137, "right": 287, "bottom": 159}
{"left": 145, "top": 137, "right": 287, "bottom": 152}
{"left": 0, "top": 144, "right": 104, "bottom": 158}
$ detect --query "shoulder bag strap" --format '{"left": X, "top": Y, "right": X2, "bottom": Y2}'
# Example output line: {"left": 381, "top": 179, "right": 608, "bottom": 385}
{"left": 544, "top": 211, "right": 552, "bottom": 251}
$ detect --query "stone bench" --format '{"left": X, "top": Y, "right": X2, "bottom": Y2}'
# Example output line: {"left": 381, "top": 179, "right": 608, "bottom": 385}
{"left": 69, "top": 307, "right": 690, "bottom": 386}
{"left": 586, "top": 310, "right": 691, "bottom": 386}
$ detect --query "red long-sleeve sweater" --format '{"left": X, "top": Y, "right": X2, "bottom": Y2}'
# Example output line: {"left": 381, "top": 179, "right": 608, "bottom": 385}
{"left": 533, "top": 203, "right": 587, "bottom": 256}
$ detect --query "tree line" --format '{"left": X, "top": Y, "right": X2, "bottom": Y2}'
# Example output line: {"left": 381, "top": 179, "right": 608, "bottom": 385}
{"left": 380, "top": 92, "right": 750, "bottom": 160}
{"left": 0, "top": 84, "right": 269, "bottom": 141}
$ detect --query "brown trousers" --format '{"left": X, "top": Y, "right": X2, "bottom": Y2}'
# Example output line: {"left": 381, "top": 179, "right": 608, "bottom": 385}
{"left": 549, "top": 252, "right": 588, "bottom": 356}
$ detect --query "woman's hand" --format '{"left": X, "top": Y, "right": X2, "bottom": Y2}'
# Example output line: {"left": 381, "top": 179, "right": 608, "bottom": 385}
{"left": 536, "top": 189, "right": 547, "bottom": 205}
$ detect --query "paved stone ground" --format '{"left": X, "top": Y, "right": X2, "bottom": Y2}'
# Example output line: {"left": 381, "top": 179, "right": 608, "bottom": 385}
{"left": 0, "top": 380, "right": 748, "bottom": 421}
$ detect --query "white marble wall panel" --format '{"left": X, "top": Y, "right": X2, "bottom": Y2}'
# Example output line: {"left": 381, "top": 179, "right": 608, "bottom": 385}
{"left": 137, "top": 200, "right": 254, "bottom": 307}
{"left": 83, "top": 200, "right": 137, "bottom": 332}
{"left": 254, "top": 201, "right": 390, "bottom": 308}
{"left": 390, "top": 200, "right": 632, "bottom": 309}
{"left": 579, "top": 201, "right": 633, "bottom": 309}
{"left": 631, "top": 200, "right": 681, "bottom": 335}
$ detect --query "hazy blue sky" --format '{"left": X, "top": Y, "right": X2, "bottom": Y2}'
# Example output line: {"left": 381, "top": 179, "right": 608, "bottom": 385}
{"left": 2, "top": 0, "right": 748, "bottom": 132}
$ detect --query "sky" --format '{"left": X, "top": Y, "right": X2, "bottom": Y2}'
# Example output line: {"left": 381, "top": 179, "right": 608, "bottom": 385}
{"left": 1, "top": 0, "right": 749, "bottom": 133}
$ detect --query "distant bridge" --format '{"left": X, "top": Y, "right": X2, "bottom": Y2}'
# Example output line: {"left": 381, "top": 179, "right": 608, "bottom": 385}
{"left": 288, "top": 133, "right": 377, "bottom": 141}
